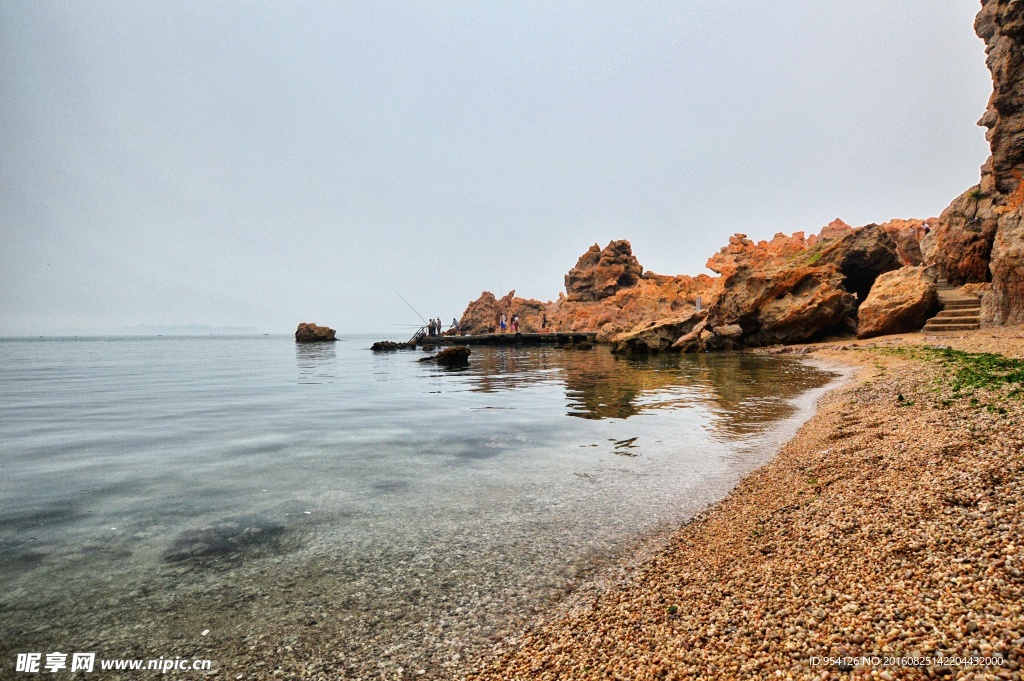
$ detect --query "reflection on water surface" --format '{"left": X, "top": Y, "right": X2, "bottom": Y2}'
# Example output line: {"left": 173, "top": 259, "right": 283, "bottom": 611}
{"left": 457, "top": 346, "right": 833, "bottom": 436}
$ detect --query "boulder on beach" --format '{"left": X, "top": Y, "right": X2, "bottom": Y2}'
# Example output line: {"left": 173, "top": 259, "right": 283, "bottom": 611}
{"left": 295, "top": 323, "right": 336, "bottom": 342}
{"left": 856, "top": 266, "right": 938, "bottom": 339}
{"left": 694, "top": 262, "right": 856, "bottom": 351}
{"left": 610, "top": 311, "right": 706, "bottom": 354}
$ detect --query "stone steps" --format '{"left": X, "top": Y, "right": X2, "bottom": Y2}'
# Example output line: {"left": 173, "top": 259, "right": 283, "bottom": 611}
{"left": 926, "top": 316, "right": 981, "bottom": 326}
{"left": 931, "top": 308, "right": 980, "bottom": 318}
{"left": 922, "top": 324, "right": 980, "bottom": 332}
{"left": 942, "top": 299, "right": 982, "bottom": 309}
{"left": 923, "top": 288, "right": 981, "bottom": 333}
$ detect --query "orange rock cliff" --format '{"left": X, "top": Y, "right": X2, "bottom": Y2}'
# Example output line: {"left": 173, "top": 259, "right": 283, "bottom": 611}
{"left": 457, "top": 1, "right": 1024, "bottom": 349}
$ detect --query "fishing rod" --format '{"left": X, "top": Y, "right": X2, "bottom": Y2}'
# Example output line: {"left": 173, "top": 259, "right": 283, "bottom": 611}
{"left": 395, "top": 291, "right": 429, "bottom": 326}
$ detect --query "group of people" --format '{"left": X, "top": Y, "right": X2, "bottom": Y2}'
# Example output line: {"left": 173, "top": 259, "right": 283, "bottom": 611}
{"left": 497, "top": 313, "right": 521, "bottom": 333}
{"left": 493, "top": 313, "right": 552, "bottom": 333}
{"left": 426, "top": 317, "right": 460, "bottom": 337}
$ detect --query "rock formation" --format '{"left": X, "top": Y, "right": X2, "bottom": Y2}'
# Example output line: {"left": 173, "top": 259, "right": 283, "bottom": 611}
{"left": 371, "top": 340, "right": 413, "bottom": 351}
{"left": 923, "top": 188, "right": 998, "bottom": 286}
{"left": 856, "top": 266, "right": 939, "bottom": 339}
{"left": 552, "top": 270, "right": 717, "bottom": 339}
{"left": 564, "top": 240, "right": 643, "bottom": 302}
{"left": 449, "top": 3, "right": 1024, "bottom": 341}
{"left": 457, "top": 290, "right": 549, "bottom": 336}
{"left": 457, "top": 221, "right": 925, "bottom": 354}
{"left": 815, "top": 224, "right": 901, "bottom": 302}
{"left": 698, "top": 261, "right": 856, "bottom": 350}
{"left": 419, "top": 346, "right": 471, "bottom": 366}
{"left": 683, "top": 221, "right": 901, "bottom": 351}
{"left": 295, "top": 323, "right": 336, "bottom": 342}
{"left": 974, "top": 0, "right": 1024, "bottom": 325}
{"left": 705, "top": 230, "right": 819, "bottom": 280}
{"left": 458, "top": 241, "right": 718, "bottom": 339}
{"left": 878, "top": 219, "right": 927, "bottom": 267}
{"left": 608, "top": 311, "right": 706, "bottom": 354}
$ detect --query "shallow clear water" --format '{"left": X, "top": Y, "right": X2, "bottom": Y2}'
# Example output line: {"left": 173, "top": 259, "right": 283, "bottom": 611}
{"left": 0, "top": 335, "right": 837, "bottom": 675}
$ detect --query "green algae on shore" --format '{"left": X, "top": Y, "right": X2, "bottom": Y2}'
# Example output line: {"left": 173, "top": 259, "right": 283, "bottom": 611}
{"left": 880, "top": 345, "right": 1024, "bottom": 400}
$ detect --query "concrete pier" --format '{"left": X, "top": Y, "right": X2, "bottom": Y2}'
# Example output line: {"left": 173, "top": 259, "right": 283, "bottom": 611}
{"left": 417, "top": 332, "right": 597, "bottom": 347}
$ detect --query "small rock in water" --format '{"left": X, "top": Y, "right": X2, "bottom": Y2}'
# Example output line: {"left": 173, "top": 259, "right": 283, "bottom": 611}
{"left": 295, "top": 322, "right": 337, "bottom": 343}
{"left": 419, "top": 346, "right": 471, "bottom": 367}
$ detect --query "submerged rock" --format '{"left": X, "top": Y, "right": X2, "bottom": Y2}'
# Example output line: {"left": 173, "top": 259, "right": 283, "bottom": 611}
{"left": 856, "top": 266, "right": 938, "bottom": 339}
{"left": 164, "top": 513, "right": 312, "bottom": 571}
{"left": 295, "top": 322, "right": 337, "bottom": 342}
{"left": 371, "top": 340, "right": 413, "bottom": 351}
{"left": 419, "top": 345, "right": 471, "bottom": 366}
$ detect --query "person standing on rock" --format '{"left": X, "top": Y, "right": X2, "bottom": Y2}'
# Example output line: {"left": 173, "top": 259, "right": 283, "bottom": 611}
{"left": 451, "top": 318, "right": 460, "bottom": 335}
{"left": 428, "top": 319, "right": 436, "bottom": 337}
{"left": 500, "top": 314, "right": 507, "bottom": 333}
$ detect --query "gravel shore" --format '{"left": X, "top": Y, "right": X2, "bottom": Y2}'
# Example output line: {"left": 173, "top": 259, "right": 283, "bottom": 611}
{"left": 462, "top": 327, "right": 1024, "bottom": 680}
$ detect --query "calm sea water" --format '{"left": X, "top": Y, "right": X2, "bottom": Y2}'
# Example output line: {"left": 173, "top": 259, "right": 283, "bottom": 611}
{"left": 0, "top": 336, "right": 838, "bottom": 676}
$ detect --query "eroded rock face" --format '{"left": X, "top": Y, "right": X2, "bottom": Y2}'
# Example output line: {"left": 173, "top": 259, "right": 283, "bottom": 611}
{"left": 295, "top": 323, "right": 336, "bottom": 342}
{"left": 552, "top": 270, "right": 717, "bottom": 336}
{"left": 458, "top": 291, "right": 549, "bottom": 336}
{"left": 975, "top": 0, "right": 1024, "bottom": 324}
{"left": 816, "top": 224, "right": 901, "bottom": 302}
{"left": 608, "top": 311, "right": 705, "bottom": 354}
{"left": 878, "top": 219, "right": 928, "bottom": 266}
{"left": 564, "top": 240, "right": 643, "bottom": 302}
{"left": 987, "top": 211, "right": 1024, "bottom": 324}
{"left": 925, "top": 187, "right": 998, "bottom": 285}
{"left": 699, "top": 263, "right": 856, "bottom": 349}
{"left": 976, "top": 1, "right": 1024, "bottom": 195}
{"left": 679, "top": 220, "right": 905, "bottom": 351}
{"left": 856, "top": 266, "right": 938, "bottom": 339}
{"left": 706, "top": 230, "right": 820, "bottom": 280}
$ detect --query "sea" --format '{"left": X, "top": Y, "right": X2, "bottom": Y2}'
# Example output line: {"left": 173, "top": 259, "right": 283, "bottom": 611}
{"left": 0, "top": 335, "right": 840, "bottom": 678}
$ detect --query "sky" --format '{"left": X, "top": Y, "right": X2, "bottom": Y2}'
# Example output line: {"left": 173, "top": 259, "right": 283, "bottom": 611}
{"left": 0, "top": 1, "right": 993, "bottom": 336}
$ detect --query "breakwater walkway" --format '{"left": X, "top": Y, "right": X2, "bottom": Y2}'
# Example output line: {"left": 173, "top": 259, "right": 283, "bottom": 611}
{"left": 418, "top": 332, "right": 597, "bottom": 347}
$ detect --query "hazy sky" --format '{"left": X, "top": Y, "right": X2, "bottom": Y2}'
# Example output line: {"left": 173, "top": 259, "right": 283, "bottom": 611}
{"left": 1, "top": 1, "right": 992, "bottom": 335}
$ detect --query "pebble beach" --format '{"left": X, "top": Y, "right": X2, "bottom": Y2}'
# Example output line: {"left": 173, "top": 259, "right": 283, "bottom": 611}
{"left": 462, "top": 327, "right": 1024, "bottom": 681}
